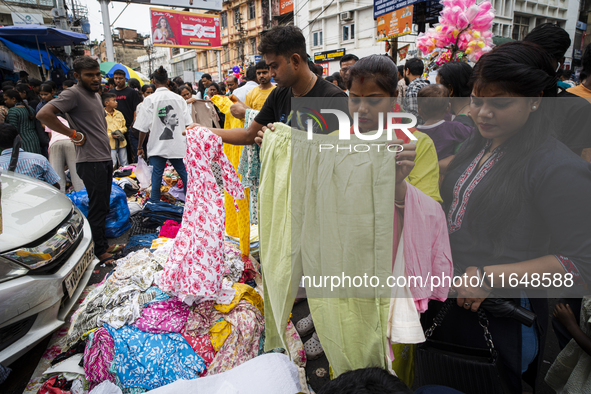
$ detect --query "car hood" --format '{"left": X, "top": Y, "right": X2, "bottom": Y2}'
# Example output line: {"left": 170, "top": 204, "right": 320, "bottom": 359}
{"left": 0, "top": 171, "right": 73, "bottom": 253}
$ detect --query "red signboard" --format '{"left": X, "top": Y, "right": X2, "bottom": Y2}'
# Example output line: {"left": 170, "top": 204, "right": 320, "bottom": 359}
{"left": 280, "top": 0, "right": 294, "bottom": 15}
{"left": 318, "top": 62, "right": 329, "bottom": 77}
{"left": 151, "top": 8, "right": 220, "bottom": 49}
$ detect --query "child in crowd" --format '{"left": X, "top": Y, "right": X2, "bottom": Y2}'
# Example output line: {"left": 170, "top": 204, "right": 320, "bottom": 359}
{"left": 103, "top": 92, "right": 128, "bottom": 169}
{"left": 416, "top": 84, "right": 473, "bottom": 180}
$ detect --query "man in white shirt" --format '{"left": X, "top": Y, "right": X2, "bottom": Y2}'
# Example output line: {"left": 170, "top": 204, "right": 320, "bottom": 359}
{"left": 135, "top": 66, "right": 192, "bottom": 203}
{"left": 232, "top": 66, "right": 259, "bottom": 102}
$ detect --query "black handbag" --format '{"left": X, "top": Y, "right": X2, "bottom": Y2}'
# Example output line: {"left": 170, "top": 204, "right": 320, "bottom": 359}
{"left": 415, "top": 299, "right": 511, "bottom": 394}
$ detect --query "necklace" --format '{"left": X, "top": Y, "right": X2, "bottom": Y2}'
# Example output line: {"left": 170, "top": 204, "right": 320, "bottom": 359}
{"left": 293, "top": 74, "right": 316, "bottom": 97}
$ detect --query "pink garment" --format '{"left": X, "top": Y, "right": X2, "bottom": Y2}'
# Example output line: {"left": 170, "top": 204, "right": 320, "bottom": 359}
{"left": 160, "top": 220, "right": 181, "bottom": 238}
{"left": 181, "top": 328, "right": 216, "bottom": 369}
{"left": 393, "top": 182, "right": 453, "bottom": 313}
{"left": 83, "top": 327, "right": 116, "bottom": 387}
{"left": 133, "top": 298, "right": 190, "bottom": 333}
{"left": 158, "top": 126, "right": 245, "bottom": 301}
{"left": 45, "top": 116, "right": 70, "bottom": 148}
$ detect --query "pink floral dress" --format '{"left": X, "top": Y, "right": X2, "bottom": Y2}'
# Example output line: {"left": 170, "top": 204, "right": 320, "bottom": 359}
{"left": 158, "top": 126, "right": 245, "bottom": 301}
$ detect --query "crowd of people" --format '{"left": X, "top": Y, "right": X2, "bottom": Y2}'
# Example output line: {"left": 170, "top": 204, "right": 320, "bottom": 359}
{"left": 2, "top": 21, "right": 591, "bottom": 394}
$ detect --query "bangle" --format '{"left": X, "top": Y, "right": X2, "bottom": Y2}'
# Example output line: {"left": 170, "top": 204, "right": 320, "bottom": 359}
{"left": 70, "top": 129, "right": 77, "bottom": 139}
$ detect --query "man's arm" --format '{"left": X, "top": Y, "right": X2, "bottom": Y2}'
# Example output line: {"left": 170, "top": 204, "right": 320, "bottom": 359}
{"left": 37, "top": 103, "right": 74, "bottom": 138}
{"left": 209, "top": 119, "right": 263, "bottom": 145}
{"left": 137, "top": 131, "right": 148, "bottom": 159}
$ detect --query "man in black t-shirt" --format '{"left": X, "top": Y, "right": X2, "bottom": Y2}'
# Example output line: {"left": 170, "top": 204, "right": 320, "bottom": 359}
{"left": 206, "top": 26, "right": 348, "bottom": 145}
{"left": 110, "top": 69, "right": 142, "bottom": 159}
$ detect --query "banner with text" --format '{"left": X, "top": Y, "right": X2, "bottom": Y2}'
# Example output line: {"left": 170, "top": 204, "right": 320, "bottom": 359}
{"left": 376, "top": 6, "right": 413, "bottom": 42}
{"left": 374, "top": 0, "right": 422, "bottom": 18}
{"left": 280, "top": 0, "right": 294, "bottom": 14}
{"left": 150, "top": 8, "right": 220, "bottom": 49}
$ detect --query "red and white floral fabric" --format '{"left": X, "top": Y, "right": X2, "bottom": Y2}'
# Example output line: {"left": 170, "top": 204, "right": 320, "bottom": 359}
{"left": 158, "top": 126, "right": 245, "bottom": 302}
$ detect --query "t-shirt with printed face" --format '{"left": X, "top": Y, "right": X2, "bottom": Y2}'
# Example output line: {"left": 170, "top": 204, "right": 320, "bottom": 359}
{"left": 254, "top": 76, "right": 348, "bottom": 133}
{"left": 109, "top": 86, "right": 141, "bottom": 128}
{"left": 49, "top": 83, "right": 111, "bottom": 163}
{"left": 134, "top": 87, "right": 193, "bottom": 159}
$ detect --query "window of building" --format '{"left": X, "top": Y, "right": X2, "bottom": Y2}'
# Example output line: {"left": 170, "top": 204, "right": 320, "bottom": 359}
{"left": 343, "top": 24, "right": 355, "bottom": 41}
{"left": 223, "top": 45, "right": 230, "bottom": 63}
{"left": 248, "top": 1, "right": 256, "bottom": 20}
{"left": 221, "top": 12, "right": 227, "bottom": 29}
{"left": 172, "top": 48, "right": 181, "bottom": 56}
{"left": 203, "top": 52, "right": 208, "bottom": 68}
{"left": 512, "top": 16, "right": 529, "bottom": 41}
{"left": 173, "top": 62, "right": 183, "bottom": 77}
{"left": 184, "top": 58, "right": 195, "bottom": 71}
{"left": 313, "top": 31, "right": 323, "bottom": 47}
{"left": 251, "top": 38, "right": 256, "bottom": 55}
{"left": 234, "top": 8, "right": 241, "bottom": 26}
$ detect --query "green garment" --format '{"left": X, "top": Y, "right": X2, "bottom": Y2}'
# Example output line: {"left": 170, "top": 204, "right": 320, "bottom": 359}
{"left": 6, "top": 106, "right": 40, "bottom": 154}
{"left": 259, "top": 122, "right": 396, "bottom": 376}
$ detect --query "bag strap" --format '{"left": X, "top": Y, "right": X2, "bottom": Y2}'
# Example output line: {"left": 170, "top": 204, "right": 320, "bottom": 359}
{"left": 425, "top": 299, "right": 498, "bottom": 362}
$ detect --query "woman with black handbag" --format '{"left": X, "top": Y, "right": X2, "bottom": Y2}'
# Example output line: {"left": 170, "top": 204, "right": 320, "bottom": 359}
{"left": 422, "top": 41, "right": 591, "bottom": 393}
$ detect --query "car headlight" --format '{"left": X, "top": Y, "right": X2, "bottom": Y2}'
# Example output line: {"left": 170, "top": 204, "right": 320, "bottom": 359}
{"left": 2, "top": 208, "right": 84, "bottom": 270}
{"left": 0, "top": 256, "right": 28, "bottom": 284}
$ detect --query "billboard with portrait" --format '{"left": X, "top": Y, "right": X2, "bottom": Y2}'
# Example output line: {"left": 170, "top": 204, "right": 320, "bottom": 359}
{"left": 150, "top": 8, "right": 221, "bottom": 49}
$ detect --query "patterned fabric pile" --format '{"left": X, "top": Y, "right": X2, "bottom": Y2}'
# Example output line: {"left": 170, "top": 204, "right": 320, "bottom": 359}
{"left": 31, "top": 239, "right": 305, "bottom": 394}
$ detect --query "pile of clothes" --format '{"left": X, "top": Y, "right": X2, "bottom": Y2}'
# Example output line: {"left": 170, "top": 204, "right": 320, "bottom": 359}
{"left": 34, "top": 236, "right": 305, "bottom": 394}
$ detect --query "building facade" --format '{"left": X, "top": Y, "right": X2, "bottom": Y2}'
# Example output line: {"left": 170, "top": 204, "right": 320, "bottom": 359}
{"left": 168, "top": 0, "right": 271, "bottom": 82}
{"left": 91, "top": 28, "right": 148, "bottom": 70}
{"left": 296, "top": 0, "right": 584, "bottom": 73}
{"left": 137, "top": 38, "right": 172, "bottom": 78}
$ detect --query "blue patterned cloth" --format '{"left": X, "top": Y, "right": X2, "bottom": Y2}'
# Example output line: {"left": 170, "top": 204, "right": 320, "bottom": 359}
{"left": 144, "top": 286, "right": 169, "bottom": 305}
{"left": 237, "top": 109, "right": 261, "bottom": 224}
{"left": 105, "top": 324, "right": 205, "bottom": 390}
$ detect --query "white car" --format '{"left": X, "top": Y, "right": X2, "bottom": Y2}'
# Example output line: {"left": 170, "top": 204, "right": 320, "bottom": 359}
{"left": 0, "top": 170, "right": 97, "bottom": 365}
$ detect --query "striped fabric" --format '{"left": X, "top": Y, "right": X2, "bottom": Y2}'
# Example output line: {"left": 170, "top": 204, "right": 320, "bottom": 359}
{"left": 83, "top": 327, "right": 116, "bottom": 387}
{"left": 6, "top": 106, "right": 41, "bottom": 154}
{"left": 0, "top": 148, "right": 60, "bottom": 185}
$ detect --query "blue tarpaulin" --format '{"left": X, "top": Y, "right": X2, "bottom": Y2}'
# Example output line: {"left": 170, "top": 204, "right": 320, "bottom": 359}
{"left": 0, "top": 38, "right": 69, "bottom": 73}
{"left": 0, "top": 25, "right": 87, "bottom": 46}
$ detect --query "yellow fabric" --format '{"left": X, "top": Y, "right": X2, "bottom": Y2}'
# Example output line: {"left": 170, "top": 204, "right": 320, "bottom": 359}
{"left": 105, "top": 109, "right": 127, "bottom": 150}
{"left": 245, "top": 85, "right": 276, "bottom": 111}
{"left": 80, "top": 328, "right": 98, "bottom": 341}
{"left": 391, "top": 343, "right": 416, "bottom": 387}
{"left": 567, "top": 84, "right": 591, "bottom": 98}
{"left": 408, "top": 130, "right": 441, "bottom": 203}
{"left": 215, "top": 282, "right": 264, "bottom": 315}
{"left": 209, "top": 320, "right": 232, "bottom": 351}
{"left": 211, "top": 95, "right": 251, "bottom": 256}
{"left": 151, "top": 237, "right": 170, "bottom": 248}
{"left": 328, "top": 128, "right": 441, "bottom": 202}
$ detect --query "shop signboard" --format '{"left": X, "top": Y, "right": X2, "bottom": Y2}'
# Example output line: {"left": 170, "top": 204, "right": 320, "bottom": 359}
{"left": 113, "top": 0, "right": 222, "bottom": 12}
{"left": 317, "top": 62, "right": 329, "bottom": 76}
{"left": 150, "top": 8, "right": 220, "bottom": 49}
{"left": 11, "top": 12, "right": 44, "bottom": 25}
{"left": 280, "top": 0, "right": 294, "bottom": 14}
{"left": 314, "top": 48, "right": 346, "bottom": 63}
{"left": 374, "top": 0, "right": 422, "bottom": 18}
{"left": 376, "top": 6, "right": 413, "bottom": 42}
